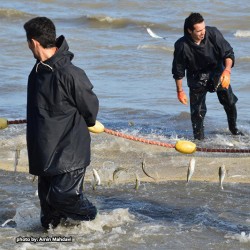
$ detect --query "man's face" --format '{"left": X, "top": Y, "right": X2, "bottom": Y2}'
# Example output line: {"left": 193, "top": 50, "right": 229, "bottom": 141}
{"left": 188, "top": 21, "right": 206, "bottom": 44}
{"left": 27, "top": 39, "right": 39, "bottom": 60}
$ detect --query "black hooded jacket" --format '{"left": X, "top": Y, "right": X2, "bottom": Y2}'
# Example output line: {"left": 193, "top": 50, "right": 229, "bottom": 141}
{"left": 172, "top": 26, "right": 235, "bottom": 88}
{"left": 26, "top": 35, "right": 99, "bottom": 176}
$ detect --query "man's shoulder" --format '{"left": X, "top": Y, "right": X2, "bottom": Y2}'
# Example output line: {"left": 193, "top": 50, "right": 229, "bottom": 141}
{"left": 206, "top": 26, "right": 220, "bottom": 36}
{"left": 58, "top": 63, "right": 84, "bottom": 76}
{"left": 174, "top": 36, "right": 186, "bottom": 47}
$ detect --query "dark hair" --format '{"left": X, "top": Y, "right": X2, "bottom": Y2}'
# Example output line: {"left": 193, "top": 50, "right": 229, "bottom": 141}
{"left": 184, "top": 13, "right": 204, "bottom": 36}
{"left": 24, "top": 17, "right": 56, "bottom": 48}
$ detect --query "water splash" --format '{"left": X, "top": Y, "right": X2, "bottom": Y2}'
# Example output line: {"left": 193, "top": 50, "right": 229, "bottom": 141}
{"left": 1, "top": 201, "right": 40, "bottom": 230}
{"left": 225, "top": 231, "right": 250, "bottom": 243}
{"left": 48, "top": 208, "right": 135, "bottom": 235}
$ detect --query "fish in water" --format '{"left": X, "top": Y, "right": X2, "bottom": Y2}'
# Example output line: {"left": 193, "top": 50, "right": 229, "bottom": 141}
{"left": 141, "top": 158, "right": 155, "bottom": 181}
{"left": 134, "top": 173, "right": 140, "bottom": 190}
{"left": 219, "top": 165, "right": 226, "bottom": 190}
{"left": 1, "top": 218, "right": 14, "bottom": 227}
{"left": 187, "top": 157, "right": 196, "bottom": 183}
{"left": 113, "top": 167, "right": 127, "bottom": 181}
{"left": 13, "top": 148, "right": 20, "bottom": 172}
{"left": 92, "top": 169, "right": 101, "bottom": 190}
{"left": 32, "top": 175, "right": 37, "bottom": 182}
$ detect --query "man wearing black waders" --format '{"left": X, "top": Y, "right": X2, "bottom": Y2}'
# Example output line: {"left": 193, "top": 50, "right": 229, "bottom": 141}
{"left": 172, "top": 12, "right": 244, "bottom": 140}
{"left": 24, "top": 17, "right": 99, "bottom": 229}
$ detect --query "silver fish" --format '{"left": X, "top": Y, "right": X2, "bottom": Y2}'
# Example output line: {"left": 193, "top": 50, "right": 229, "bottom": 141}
{"left": 187, "top": 157, "right": 196, "bottom": 183}
{"left": 32, "top": 175, "right": 37, "bottom": 182}
{"left": 141, "top": 158, "right": 155, "bottom": 181}
{"left": 13, "top": 148, "right": 20, "bottom": 172}
{"left": 92, "top": 168, "right": 101, "bottom": 190}
{"left": 128, "top": 121, "right": 135, "bottom": 127}
{"left": 134, "top": 173, "right": 140, "bottom": 190}
{"left": 113, "top": 167, "right": 127, "bottom": 181}
{"left": 219, "top": 165, "right": 226, "bottom": 190}
{"left": 93, "top": 169, "right": 101, "bottom": 185}
{"left": 1, "top": 218, "right": 14, "bottom": 227}
{"left": 146, "top": 27, "right": 167, "bottom": 40}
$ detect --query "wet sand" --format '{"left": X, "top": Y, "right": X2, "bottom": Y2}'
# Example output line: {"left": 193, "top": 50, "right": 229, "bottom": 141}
{"left": 0, "top": 132, "right": 250, "bottom": 184}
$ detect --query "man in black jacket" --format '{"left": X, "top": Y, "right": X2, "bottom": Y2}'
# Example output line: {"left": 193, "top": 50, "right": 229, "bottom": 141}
{"left": 24, "top": 17, "right": 99, "bottom": 229}
{"left": 172, "top": 12, "right": 243, "bottom": 140}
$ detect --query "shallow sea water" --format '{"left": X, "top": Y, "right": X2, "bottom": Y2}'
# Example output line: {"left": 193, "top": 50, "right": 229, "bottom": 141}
{"left": 0, "top": 170, "right": 250, "bottom": 250}
{"left": 0, "top": 0, "right": 250, "bottom": 249}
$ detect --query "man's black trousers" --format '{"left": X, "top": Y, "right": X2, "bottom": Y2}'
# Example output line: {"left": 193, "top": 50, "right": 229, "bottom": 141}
{"left": 38, "top": 168, "right": 97, "bottom": 229}
{"left": 189, "top": 85, "right": 238, "bottom": 140}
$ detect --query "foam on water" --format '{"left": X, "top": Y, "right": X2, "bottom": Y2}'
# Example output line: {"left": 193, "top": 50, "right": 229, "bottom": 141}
{"left": 0, "top": 8, "right": 31, "bottom": 20}
{"left": 1, "top": 201, "right": 40, "bottom": 230}
{"left": 225, "top": 231, "right": 250, "bottom": 243}
{"left": 48, "top": 208, "right": 134, "bottom": 234}
{"left": 14, "top": 202, "right": 40, "bottom": 230}
{"left": 234, "top": 30, "right": 250, "bottom": 37}
{"left": 137, "top": 44, "right": 174, "bottom": 53}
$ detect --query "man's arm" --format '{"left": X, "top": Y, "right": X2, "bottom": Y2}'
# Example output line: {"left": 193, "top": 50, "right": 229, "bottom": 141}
{"left": 224, "top": 58, "right": 233, "bottom": 72}
{"left": 175, "top": 79, "right": 188, "bottom": 105}
{"left": 72, "top": 70, "right": 99, "bottom": 127}
{"left": 220, "top": 58, "right": 233, "bottom": 89}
